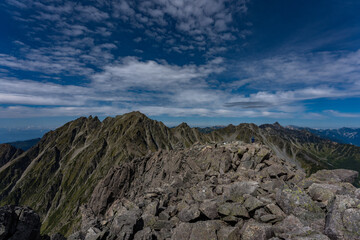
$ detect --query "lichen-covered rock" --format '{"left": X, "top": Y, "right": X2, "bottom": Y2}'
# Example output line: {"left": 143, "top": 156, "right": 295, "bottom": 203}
{"left": 265, "top": 204, "right": 286, "bottom": 217}
{"left": 325, "top": 195, "right": 360, "bottom": 240}
{"left": 244, "top": 196, "right": 265, "bottom": 212}
{"left": 189, "top": 221, "right": 224, "bottom": 240}
{"left": 240, "top": 219, "right": 273, "bottom": 240}
{"left": 223, "top": 181, "right": 259, "bottom": 201}
{"left": 218, "top": 202, "right": 249, "bottom": 218}
{"left": 307, "top": 183, "right": 339, "bottom": 205}
{"left": 217, "top": 226, "right": 241, "bottom": 240}
{"left": 199, "top": 200, "right": 219, "bottom": 220}
{"left": 273, "top": 215, "right": 329, "bottom": 240}
{"left": 178, "top": 205, "right": 201, "bottom": 222}
{"left": 171, "top": 222, "right": 192, "bottom": 240}
{"left": 276, "top": 186, "right": 325, "bottom": 231}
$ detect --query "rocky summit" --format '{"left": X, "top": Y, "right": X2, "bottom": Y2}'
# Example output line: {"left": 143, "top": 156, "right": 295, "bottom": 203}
{"left": 1, "top": 112, "right": 360, "bottom": 240}
{"left": 67, "top": 142, "right": 360, "bottom": 240}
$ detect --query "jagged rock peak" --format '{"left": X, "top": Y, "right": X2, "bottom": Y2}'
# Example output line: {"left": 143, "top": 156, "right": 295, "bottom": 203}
{"left": 175, "top": 122, "right": 191, "bottom": 129}
{"left": 273, "top": 121, "right": 281, "bottom": 127}
{"left": 118, "top": 111, "right": 149, "bottom": 120}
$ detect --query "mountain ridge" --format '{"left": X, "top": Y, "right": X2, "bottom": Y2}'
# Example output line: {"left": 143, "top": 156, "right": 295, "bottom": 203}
{"left": 1, "top": 111, "right": 360, "bottom": 236}
{"left": 286, "top": 125, "right": 360, "bottom": 146}
{"left": 6, "top": 138, "right": 41, "bottom": 151}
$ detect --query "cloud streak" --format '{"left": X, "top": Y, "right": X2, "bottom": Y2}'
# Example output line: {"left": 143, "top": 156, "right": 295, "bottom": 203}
{"left": 1, "top": 53, "right": 359, "bottom": 120}
{"left": 233, "top": 50, "right": 360, "bottom": 90}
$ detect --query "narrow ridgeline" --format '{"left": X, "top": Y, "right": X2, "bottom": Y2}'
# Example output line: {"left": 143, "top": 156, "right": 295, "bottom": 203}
{"left": 0, "top": 111, "right": 360, "bottom": 239}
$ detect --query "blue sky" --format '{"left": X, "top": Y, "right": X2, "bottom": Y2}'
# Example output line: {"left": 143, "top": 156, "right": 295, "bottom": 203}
{"left": 0, "top": 0, "right": 360, "bottom": 141}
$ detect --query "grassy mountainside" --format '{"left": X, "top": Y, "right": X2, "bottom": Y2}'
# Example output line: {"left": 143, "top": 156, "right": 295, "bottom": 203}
{"left": 0, "top": 144, "right": 23, "bottom": 168}
{"left": 0, "top": 112, "right": 205, "bottom": 236}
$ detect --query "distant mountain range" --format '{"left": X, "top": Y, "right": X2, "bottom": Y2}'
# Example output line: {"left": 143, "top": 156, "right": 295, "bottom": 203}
{"left": 0, "top": 128, "right": 48, "bottom": 143}
{"left": 0, "top": 112, "right": 360, "bottom": 237}
{"left": 287, "top": 126, "right": 360, "bottom": 146}
{"left": 6, "top": 138, "right": 41, "bottom": 151}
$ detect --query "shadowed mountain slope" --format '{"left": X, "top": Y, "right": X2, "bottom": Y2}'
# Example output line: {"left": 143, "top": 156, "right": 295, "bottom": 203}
{"left": 293, "top": 127, "right": 360, "bottom": 147}
{"left": 7, "top": 138, "right": 41, "bottom": 151}
{"left": 0, "top": 143, "right": 23, "bottom": 168}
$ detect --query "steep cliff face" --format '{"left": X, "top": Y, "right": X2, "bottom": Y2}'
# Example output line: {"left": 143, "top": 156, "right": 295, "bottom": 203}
{"left": 0, "top": 144, "right": 23, "bottom": 168}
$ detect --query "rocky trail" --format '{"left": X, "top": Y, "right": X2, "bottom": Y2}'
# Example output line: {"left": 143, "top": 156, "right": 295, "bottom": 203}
{"left": 2, "top": 141, "right": 360, "bottom": 240}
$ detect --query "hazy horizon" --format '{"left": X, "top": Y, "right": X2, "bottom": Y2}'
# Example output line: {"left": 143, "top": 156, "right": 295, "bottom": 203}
{"left": 1, "top": 112, "right": 360, "bottom": 143}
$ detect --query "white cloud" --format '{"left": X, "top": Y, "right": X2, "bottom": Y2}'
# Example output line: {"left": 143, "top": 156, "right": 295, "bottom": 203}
{"left": 1, "top": 54, "right": 359, "bottom": 120}
{"left": 74, "top": 5, "right": 109, "bottom": 22}
{"left": 325, "top": 110, "right": 360, "bottom": 118}
{"left": 0, "top": 106, "right": 129, "bottom": 118}
{"left": 112, "top": 0, "right": 250, "bottom": 50}
{"left": 0, "top": 78, "right": 90, "bottom": 106}
{"left": 225, "top": 86, "right": 360, "bottom": 111}
{"left": 92, "top": 57, "right": 225, "bottom": 91}
{"left": 5, "top": 0, "right": 28, "bottom": 9}
{"left": 0, "top": 52, "right": 93, "bottom": 76}
{"left": 233, "top": 50, "right": 360, "bottom": 90}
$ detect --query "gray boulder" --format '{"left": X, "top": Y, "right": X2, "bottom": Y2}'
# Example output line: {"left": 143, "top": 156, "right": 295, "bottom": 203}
{"left": 274, "top": 215, "right": 329, "bottom": 240}
{"left": 0, "top": 205, "right": 41, "bottom": 240}
{"left": 276, "top": 186, "right": 325, "bottom": 231}
{"left": 325, "top": 195, "right": 360, "bottom": 240}
{"left": 243, "top": 196, "right": 265, "bottom": 212}
{"left": 178, "top": 205, "right": 200, "bottom": 222}
{"left": 109, "top": 209, "right": 142, "bottom": 240}
{"left": 310, "top": 169, "right": 359, "bottom": 184}
{"left": 223, "top": 181, "right": 259, "bottom": 202}
{"left": 218, "top": 202, "right": 249, "bottom": 218}
{"left": 240, "top": 219, "right": 273, "bottom": 240}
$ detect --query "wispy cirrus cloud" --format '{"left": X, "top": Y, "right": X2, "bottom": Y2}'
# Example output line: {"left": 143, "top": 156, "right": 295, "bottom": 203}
{"left": 325, "top": 110, "right": 360, "bottom": 118}
{"left": 1, "top": 54, "right": 358, "bottom": 120}
{"left": 232, "top": 49, "right": 360, "bottom": 90}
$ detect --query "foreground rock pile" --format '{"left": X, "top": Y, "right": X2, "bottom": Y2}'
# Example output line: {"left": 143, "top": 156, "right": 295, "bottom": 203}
{"left": 1, "top": 142, "right": 360, "bottom": 240}
{"left": 0, "top": 205, "right": 41, "bottom": 240}
{"left": 70, "top": 142, "right": 360, "bottom": 240}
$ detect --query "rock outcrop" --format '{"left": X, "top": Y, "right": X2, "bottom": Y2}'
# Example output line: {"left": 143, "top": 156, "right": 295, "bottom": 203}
{"left": 0, "top": 144, "right": 23, "bottom": 168}
{"left": 0, "top": 205, "right": 41, "bottom": 240}
{"left": 0, "top": 112, "right": 207, "bottom": 236}
{"left": 66, "top": 142, "right": 360, "bottom": 240}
